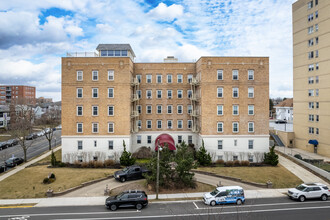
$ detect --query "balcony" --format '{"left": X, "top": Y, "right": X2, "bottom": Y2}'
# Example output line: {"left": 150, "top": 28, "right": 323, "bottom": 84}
{"left": 66, "top": 52, "right": 99, "bottom": 57}
{"left": 190, "top": 110, "right": 200, "bottom": 117}
{"left": 131, "top": 78, "right": 140, "bottom": 86}
{"left": 131, "top": 111, "right": 139, "bottom": 118}
{"left": 190, "top": 95, "right": 200, "bottom": 101}
{"left": 190, "top": 77, "right": 199, "bottom": 85}
{"left": 131, "top": 94, "right": 140, "bottom": 102}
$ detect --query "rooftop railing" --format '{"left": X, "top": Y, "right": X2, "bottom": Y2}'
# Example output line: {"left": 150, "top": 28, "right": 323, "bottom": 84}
{"left": 66, "top": 52, "right": 99, "bottom": 57}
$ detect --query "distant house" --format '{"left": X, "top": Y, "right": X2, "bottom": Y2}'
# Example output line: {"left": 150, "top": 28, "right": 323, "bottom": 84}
{"left": 0, "top": 105, "right": 10, "bottom": 128}
{"left": 274, "top": 98, "right": 293, "bottom": 121}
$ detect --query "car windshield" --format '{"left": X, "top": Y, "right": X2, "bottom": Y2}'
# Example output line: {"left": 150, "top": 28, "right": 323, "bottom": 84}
{"left": 210, "top": 189, "right": 219, "bottom": 196}
{"left": 115, "top": 192, "right": 125, "bottom": 199}
{"left": 122, "top": 167, "right": 129, "bottom": 172}
{"left": 6, "top": 158, "right": 13, "bottom": 163}
{"left": 296, "top": 185, "right": 307, "bottom": 191}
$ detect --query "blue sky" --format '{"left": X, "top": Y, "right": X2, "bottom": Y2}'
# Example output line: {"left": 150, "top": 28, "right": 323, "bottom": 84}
{"left": 0, "top": 0, "right": 296, "bottom": 101}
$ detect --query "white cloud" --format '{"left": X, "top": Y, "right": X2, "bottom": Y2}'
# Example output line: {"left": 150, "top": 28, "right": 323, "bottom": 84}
{"left": 148, "top": 3, "right": 184, "bottom": 21}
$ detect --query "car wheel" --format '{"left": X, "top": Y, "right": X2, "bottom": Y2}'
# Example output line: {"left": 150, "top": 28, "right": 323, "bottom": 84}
{"left": 236, "top": 199, "right": 242, "bottom": 205}
{"left": 120, "top": 177, "right": 126, "bottom": 182}
{"left": 299, "top": 196, "right": 306, "bottom": 202}
{"left": 110, "top": 204, "right": 117, "bottom": 211}
{"left": 210, "top": 200, "right": 216, "bottom": 206}
{"left": 136, "top": 203, "right": 143, "bottom": 210}
{"left": 321, "top": 194, "right": 328, "bottom": 201}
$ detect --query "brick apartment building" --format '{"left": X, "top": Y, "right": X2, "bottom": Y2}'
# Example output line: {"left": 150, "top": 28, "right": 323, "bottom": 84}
{"left": 0, "top": 85, "right": 36, "bottom": 105}
{"left": 61, "top": 44, "right": 269, "bottom": 163}
{"left": 293, "top": 0, "right": 330, "bottom": 157}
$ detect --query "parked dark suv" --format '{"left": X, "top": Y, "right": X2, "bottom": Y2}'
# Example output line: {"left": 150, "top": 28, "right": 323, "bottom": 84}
{"left": 5, "top": 157, "right": 24, "bottom": 167}
{"left": 105, "top": 190, "right": 148, "bottom": 211}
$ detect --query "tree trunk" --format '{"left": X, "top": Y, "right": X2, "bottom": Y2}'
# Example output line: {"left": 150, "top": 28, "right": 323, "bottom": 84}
{"left": 23, "top": 148, "right": 27, "bottom": 162}
{"left": 48, "top": 139, "right": 52, "bottom": 151}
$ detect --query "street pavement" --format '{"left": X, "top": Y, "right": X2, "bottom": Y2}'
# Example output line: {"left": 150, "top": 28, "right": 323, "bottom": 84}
{"left": 0, "top": 197, "right": 329, "bottom": 220}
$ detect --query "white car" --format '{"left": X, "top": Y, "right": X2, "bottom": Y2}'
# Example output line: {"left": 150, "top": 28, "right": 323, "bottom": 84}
{"left": 203, "top": 186, "right": 245, "bottom": 206}
{"left": 288, "top": 183, "right": 330, "bottom": 202}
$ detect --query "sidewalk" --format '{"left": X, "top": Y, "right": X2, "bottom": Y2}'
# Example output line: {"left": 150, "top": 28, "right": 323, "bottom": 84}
{"left": 276, "top": 146, "right": 330, "bottom": 162}
{"left": 0, "top": 188, "right": 288, "bottom": 207}
{"left": 0, "top": 146, "right": 62, "bottom": 182}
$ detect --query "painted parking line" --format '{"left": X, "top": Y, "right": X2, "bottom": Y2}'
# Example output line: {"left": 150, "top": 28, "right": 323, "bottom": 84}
{"left": 0, "top": 205, "right": 35, "bottom": 209}
{"left": 194, "top": 200, "right": 330, "bottom": 210}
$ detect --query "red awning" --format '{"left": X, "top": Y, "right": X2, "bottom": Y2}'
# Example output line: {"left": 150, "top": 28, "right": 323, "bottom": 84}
{"left": 155, "top": 133, "right": 176, "bottom": 151}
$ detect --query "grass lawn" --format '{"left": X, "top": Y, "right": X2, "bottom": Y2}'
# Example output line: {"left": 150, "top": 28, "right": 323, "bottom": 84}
{"left": 110, "top": 179, "right": 215, "bottom": 196}
{"left": 196, "top": 165, "right": 302, "bottom": 188}
{"left": 36, "top": 148, "right": 62, "bottom": 164}
{"left": 0, "top": 165, "right": 118, "bottom": 199}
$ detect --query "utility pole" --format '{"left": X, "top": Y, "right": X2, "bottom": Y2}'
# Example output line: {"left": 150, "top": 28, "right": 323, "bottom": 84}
{"left": 156, "top": 140, "right": 161, "bottom": 200}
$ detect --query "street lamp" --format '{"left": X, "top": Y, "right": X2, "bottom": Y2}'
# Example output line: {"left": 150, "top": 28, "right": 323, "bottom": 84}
{"left": 156, "top": 140, "right": 162, "bottom": 200}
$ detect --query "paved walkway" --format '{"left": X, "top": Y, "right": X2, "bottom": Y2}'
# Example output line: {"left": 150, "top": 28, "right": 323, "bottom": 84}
{"left": 0, "top": 146, "right": 62, "bottom": 182}
{"left": 276, "top": 146, "right": 330, "bottom": 162}
{"left": 278, "top": 155, "right": 328, "bottom": 185}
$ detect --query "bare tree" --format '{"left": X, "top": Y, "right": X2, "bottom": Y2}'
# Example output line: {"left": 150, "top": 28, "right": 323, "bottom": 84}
{"left": 36, "top": 109, "right": 61, "bottom": 151}
{"left": 239, "top": 152, "right": 245, "bottom": 161}
{"left": 0, "top": 150, "right": 9, "bottom": 171}
{"left": 9, "top": 104, "right": 36, "bottom": 162}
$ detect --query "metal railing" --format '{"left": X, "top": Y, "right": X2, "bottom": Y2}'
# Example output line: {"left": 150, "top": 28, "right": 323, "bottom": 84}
{"left": 66, "top": 52, "right": 99, "bottom": 57}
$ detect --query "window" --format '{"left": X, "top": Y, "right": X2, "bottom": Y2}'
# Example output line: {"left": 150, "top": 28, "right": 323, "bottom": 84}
{"left": 248, "top": 105, "right": 254, "bottom": 115}
{"left": 77, "top": 71, "right": 83, "bottom": 81}
{"left": 77, "top": 106, "right": 83, "bottom": 116}
{"left": 92, "top": 88, "right": 98, "bottom": 98}
{"left": 77, "top": 88, "right": 83, "bottom": 98}
{"left": 315, "top": 24, "right": 318, "bottom": 32}
{"left": 146, "top": 75, "right": 152, "bottom": 83}
{"left": 146, "top": 105, "right": 152, "bottom": 114}
{"left": 232, "top": 70, "right": 238, "bottom": 80}
{"left": 248, "top": 87, "right": 254, "bottom": 98}
{"left": 315, "top": 0, "right": 318, "bottom": 6}
{"left": 308, "top": 13, "right": 313, "bottom": 22}
{"left": 137, "top": 105, "right": 142, "bottom": 114}
{"left": 146, "top": 120, "right": 152, "bottom": 129}
{"left": 315, "top": 76, "right": 319, "bottom": 83}
{"left": 316, "top": 102, "right": 319, "bottom": 108}
{"left": 217, "top": 70, "right": 223, "bottom": 80}
{"left": 188, "top": 135, "right": 192, "bottom": 144}
{"left": 315, "top": 10, "right": 318, "bottom": 18}
{"left": 115, "top": 50, "right": 120, "bottom": 56}
{"left": 167, "top": 120, "right": 173, "bottom": 129}
{"left": 137, "top": 90, "right": 141, "bottom": 98}
{"left": 137, "top": 120, "right": 141, "bottom": 129}
{"left": 232, "top": 122, "right": 239, "bottom": 133}
{"left": 187, "top": 75, "right": 193, "bottom": 83}
{"left": 308, "top": 38, "right": 314, "bottom": 46}
{"left": 217, "top": 87, "right": 223, "bottom": 98}
{"left": 309, "top": 102, "right": 314, "bottom": 109}
{"left": 233, "top": 105, "right": 239, "bottom": 115}
{"left": 308, "top": 89, "right": 314, "bottom": 97}
{"left": 78, "top": 156, "right": 83, "bottom": 162}
{"left": 308, "top": 26, "right": 313, "bottom": 34}
{"left": 309, "top": 127, "right": 314, "bottom": 134}
{"left": 108, "top": 70, "right": 114, "bottom": 80}
{"left": 177, "top": 120, "right": 183, "bottom": 129}
{"left": 233, "top": 87, "right": 239, "bottom": 98}
{"left": 167, "top": 90, "right": 172, "bottom": 99}
{"left": 309, "top": 114, "right": 314, "bottom": 122}
{"left": 315, "top": 37, "right": 318, "bottom": 45}
{"left": 217, "top": 105, "right": 223, "bottom": 115}
{"left": 146, "top": 90, "right": 152, "bottom": 99}
{"left": 308, "top": 64, "right": 314, "bottom": 71}
{"left": 315, "top": 50, "right": 319, "bottom": 58}
{"left": 147, "top": 136, "right": 152, "bottom": 144}
{"left": 92, "top": 106, "right": 98, "bottom": 116}
{"left": 78, "top": 140, "right": 83, "bottom": 150}
{"left": 108, "top": 141, "right": 113, "bottom": 150}
{"left": 137, "top": 135, "right": 142, "bottom": 144}
{"left": 316, "top": 128, "right": 319, "bottom": 135}
{"left": 136, "top": 75, "right": 141, "bottom": 83}
{"left": 92, "top": 123, "right": 99, "bottom": 133}
{"left": 108, "top": 122, "right": 114, "bottom": 133}
{"left": 177, "top": 105, "right": 183, "bottom": 114}
{"left": 188, "top": 105, "right": 192, "bottom": 114}
{"left": 248, "top": 122, "right": 254, "bottom": 133}
{"left": 167, "top": 74, "right": 172, "bottom": 83}
{"left": 233, "top": 156, "right": 238, "bottom": 161}
{"left": 307, "top": 1, "right": 313, "bottom": 9}
{"left": 177, "top": 90, "right": 183, "bottom": 98}
{"left": 92, "top": 70, "right": 98, "bottom": 81}
{"left": 316, "top": 63, "right": 319, "bottom": 70}
{"left": 77, "top": 123, "right": 83, "bottom": 133}
{"left": 248, "top": 70, "right": 254, "bottom": 80}
{"left": 248, "top": 155, "right": 253, "bottom": 162}
{"left": 177, "top": 74, "right": 183, "bottom": 83}
{"left": 157, "top": 90, "right": 162, "bottom": 99}
{"left": 167, "top": 105, "right": 172, "bottom": 114}
{"left": 248, "top": 140, "right": 254, "bottom": 149}
{"left": 187, "top": 120, "right": 192, "bottom": 129}
{"left": 178, "top": 135, "right": 182, "bottom": 143}
{"left": 157, "top": 120, "right": 162, "bottom": 129}
{"left": 308, "top": 51, "right": 314, "bottom": 59}
{"left": 315, "top": 89, "right": 319, "bottom": 96}
{"left": 108, "top": 105, "right": 114, "bottom": 116}
{"left": 157, "top": 75, "right": 162, "bottom": 83}
{"left": 217, "top": 122, "right": 223, "bottom": 133}
{"left": 157, "top": 105, "right": 162, "bottom": 114}
{"left": 218, "top": 140, "right": 223, "bottom": 149}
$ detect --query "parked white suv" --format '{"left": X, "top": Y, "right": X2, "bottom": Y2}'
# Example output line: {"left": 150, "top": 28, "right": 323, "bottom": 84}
{"left": 288, "top": 183, "right": 329, "bottom": 202}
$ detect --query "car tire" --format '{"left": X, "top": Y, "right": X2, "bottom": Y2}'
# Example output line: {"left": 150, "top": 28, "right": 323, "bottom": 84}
{"left": 136, "top": 203, "right": 143, "bottom": 210}
{"left": 299, "top": 196, "right": 306, "bottom": 202}
{"left": 120, "top": 177, "right": 126, "bottom": 182}
{"left": 321, "top": 194, "right": 328, "bottom": 201}
{"left": 210, "top": 200, "right": 216, "bottom": 206}
{"left": 110, "top": 204, "right": 117, "bottom": 211}
{"left": 236, "top": 199, "right": 242, "bottom": 205}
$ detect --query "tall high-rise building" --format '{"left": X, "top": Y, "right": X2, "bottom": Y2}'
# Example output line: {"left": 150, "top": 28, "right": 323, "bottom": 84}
{"left": 61, "top": 44, "right": 269, "bottom": 163}
{"left": 293, "top": 0, "right": 330, "bottom": 156}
